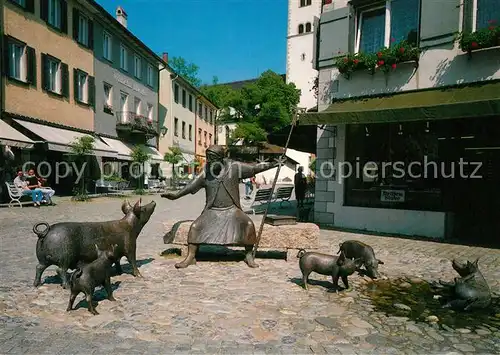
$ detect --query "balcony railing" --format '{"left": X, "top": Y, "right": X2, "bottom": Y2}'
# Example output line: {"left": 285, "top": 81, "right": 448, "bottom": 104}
{"left": 115, "top": 111, "right": 159, "bottom": 136}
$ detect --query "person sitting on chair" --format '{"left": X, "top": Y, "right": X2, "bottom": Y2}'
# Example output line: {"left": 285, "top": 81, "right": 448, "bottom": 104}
{"left": 26, "top": 169, "right": 55, "bottom": 205}
{"left": 13, "top": 171, "right": 43, "bottom": 207}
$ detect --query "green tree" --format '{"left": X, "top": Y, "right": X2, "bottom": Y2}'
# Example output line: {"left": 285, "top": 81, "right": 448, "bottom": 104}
{"left": 130, "top": 145, "right": 151, "bottom": 194}
{"left": 69, "top": 136, "right": 95, "bottom": 201}
{"left": 169, "top": 56, "right": 202, "bottom": 87}
{"left": 228, "top": 70, "right": 300, "bottom": 144}
{"left": 163, "top": 146, "right": 183, "bottom": 183}
{"left": 309, "top": 157, "right": 316, "bottom": 173}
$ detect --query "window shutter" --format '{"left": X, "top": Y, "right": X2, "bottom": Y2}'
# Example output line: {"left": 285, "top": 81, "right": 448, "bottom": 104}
{"left": 26, "top": 46, "right": 37, "bottom": 87}
{"left": 88, "top": 19, "right": 94, "bottom": 49}
{"left": 462, "top": 0, "right": 473, "bottom": 34}
{"left": 61, "top": 63, "right": 69, "bottom": 98}
{"left": 88, "top": 76, "right": 95, "bottom": 107}
{"left": 41, "top": 53, "right": 48, "bottom": 90}
{"left": 40, "top": 0, "right": 48, "bottom": 22}
{"left": 419, "top": 0, "right": 460, "bottom": 48}
{"left": 318, "top": 7, "right": 354, "bottom": 69}
{"left": 2, "top": 36, "right": 10, "bottom": 77}
{"left": 73, "top": 68, "right": 78, "bottom": 101}
{"left": 61, "top": 0, "right": 68, "bottom": 34}
{"left": 25, "top": 0, "right": 35, "bottom": 13}
{"left": 72, "top": 8, "right": 79, "bottom": 41}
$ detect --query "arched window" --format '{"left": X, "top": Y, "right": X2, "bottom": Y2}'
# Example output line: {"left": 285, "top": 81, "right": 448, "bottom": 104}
{"left": 298, "top": 24, "right": 304, "bottom": 34}
{"left": 305, "top": 22, "right": 312, "bottom": 32}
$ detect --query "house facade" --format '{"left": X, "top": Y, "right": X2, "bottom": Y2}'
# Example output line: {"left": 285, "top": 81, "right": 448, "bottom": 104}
{"left": 301, "top": 0, "right": 500, "bottom": 244}
{"left": 0, "top": 1, "right": 166, "bottom": 198}
{"left": 1, "top": 0, "right": 116, "bottom": 196}
{"left": 90, "top": 4, "right": 164, "bottom": 184}
{"left": 194, "top": 95, "right": 217, "bottom": 168}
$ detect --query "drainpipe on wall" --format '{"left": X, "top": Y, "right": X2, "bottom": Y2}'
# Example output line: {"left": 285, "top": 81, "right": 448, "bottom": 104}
{"left": 157, "top": 63, "right": 168, "bottom": 151}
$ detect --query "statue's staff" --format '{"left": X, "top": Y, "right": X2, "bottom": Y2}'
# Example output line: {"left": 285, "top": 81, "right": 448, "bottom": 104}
{"left": 252, "top": 108, "right": 303, "bottom": 258}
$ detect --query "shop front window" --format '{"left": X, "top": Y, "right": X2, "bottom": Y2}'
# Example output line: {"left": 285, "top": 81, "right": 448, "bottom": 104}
{"left": 343, "top": 122, "right": 444, "bottom": 211}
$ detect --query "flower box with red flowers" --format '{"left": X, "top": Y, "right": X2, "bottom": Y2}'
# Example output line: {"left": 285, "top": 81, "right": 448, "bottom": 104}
{"left": 459, "top": 20, "right": 500, "bottom": 53}
{"left": 334, "top": 40, "right": 420, "bottom": 78}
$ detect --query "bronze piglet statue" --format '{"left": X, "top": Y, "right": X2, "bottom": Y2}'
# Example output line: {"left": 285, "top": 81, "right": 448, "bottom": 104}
{"left": 67, "top": 244, "right": 118, "bottom": 315}
{"left": 297, "top": 249, "right": 362, "bottom": 291}
{"left": 33, "top": 199, "right": 156, "bottom": 289}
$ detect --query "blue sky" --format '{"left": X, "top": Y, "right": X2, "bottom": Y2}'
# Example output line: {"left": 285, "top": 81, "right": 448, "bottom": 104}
{"left": 97, "top": 0, "right": 288, "bottom": 85}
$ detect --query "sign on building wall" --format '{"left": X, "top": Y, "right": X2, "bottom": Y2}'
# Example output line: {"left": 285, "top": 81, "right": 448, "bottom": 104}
{"left": 113, "top": 72, "right": 148, "bottom": 96}
{"left": 380, "top": 189, "right": 405, "bottom": 203}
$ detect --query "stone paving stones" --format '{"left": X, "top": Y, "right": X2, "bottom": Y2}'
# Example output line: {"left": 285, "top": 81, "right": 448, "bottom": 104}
{"left": 0, "top": 194, "right": 499, "bottom": 353}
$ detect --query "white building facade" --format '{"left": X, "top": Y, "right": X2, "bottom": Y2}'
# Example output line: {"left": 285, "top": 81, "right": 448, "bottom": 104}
{"left": 286, "top": 0, "right": 326, "bottom": 110}
{"left": 301, "top": 0, "right": 500, "bottom": 243}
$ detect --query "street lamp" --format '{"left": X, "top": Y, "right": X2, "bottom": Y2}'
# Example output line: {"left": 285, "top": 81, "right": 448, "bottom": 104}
{"left": 160, "top": 126, "right": 168, "bottom": 137}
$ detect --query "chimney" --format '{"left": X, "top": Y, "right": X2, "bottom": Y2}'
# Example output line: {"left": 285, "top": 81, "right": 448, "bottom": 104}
{"left": 162, "top": 52, "right": 168, "bottom": 63}
{"left": 116, "top": 6, "right": 127, "bottom": 28}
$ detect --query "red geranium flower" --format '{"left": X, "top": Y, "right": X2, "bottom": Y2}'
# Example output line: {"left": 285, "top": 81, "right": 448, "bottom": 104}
{"left": 377, "top": 52, "right": 383, "bottom": 58}
{"left": 489, "top": 26, "right": 495, "bottom": 31}
{"left": 399, "top": 47, "right": 405, "bottom": 53}
{"left": 392, "top": 64, "right": 397, "bottom": 69}
{"left": 378, "top": 60, "right": 385, "bottom": 66}
{"left": 391, "top": 37, "right": 396, "bottom": 43}
{"left": 353, "top": 59, "right": 359, "bottom": 64}
{"left": 471, "top": 41, "right": 479, "bottom": 48}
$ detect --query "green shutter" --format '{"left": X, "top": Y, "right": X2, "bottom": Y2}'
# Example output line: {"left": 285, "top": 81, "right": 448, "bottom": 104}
{"left": 40, "top": 0, "right": 48, "bottom": 22}
{"left": 25, "top": 0, "right": 35, "bottom": 13}
{"left": 61, "top": 63, "right": 69, "bottom": 98}
{"left": 26, "top": 46, "right": 36, "bottom": 87}
{"left": 420, "top": 0, "right": 460, "bottom": 48}
{"left": 463, "top": 0, "right": 474, "bottom": 34}
{"left": 318, "top": 7, "right": 354, "bottom": 69}
{"left": 73, "top": 68, "right": 78, "bottom": 101}
{"left": 88, "top": 19, "right": 94, "bottom": 50}
{"left": 88, "top": 75, "right": 95, "bottom": 107}
{"left": 72, "top": 8, "right": 79, "bottom": 41}
{"left": 2, "top": 36, "right": 10, "bottom": 77}
{"left": 41, "top": 53, "right": 48, "bottom": 90}
{"left": 61, "top": 0, "right": 68, "bottom": 34}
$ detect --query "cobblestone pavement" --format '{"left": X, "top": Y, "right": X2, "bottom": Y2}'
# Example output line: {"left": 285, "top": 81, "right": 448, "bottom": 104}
{"left": 1, "top": 193, "right": 499, "bottom": 354}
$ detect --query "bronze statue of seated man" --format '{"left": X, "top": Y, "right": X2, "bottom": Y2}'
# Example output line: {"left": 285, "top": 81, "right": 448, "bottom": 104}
{"left": 161, "top": 145, "right": 281, "bottom": 269}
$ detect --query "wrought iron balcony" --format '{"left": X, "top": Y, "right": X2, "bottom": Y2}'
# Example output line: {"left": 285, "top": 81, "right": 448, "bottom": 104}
{"left": 115, "top": 111, "right": 159, "bottom": 136}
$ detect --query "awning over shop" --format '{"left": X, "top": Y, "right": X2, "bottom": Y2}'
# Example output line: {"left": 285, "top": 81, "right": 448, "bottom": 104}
{"left": 181, "top": 152, "right": 195, "bottom": 164}
{"left": 300, "top": 81, "right": 500, "bottom": 125}
{"left": 267, "top": 125, "right": 317, "bottom": 154}
{"left": 101, "top": 137, "right": 133, "bottom": 161}
{"left": 144, "top": 146, "right": 164, "bottom": 162}
{"left": 0, "top": 119, "right": 36, "bottom": 149}
{"left": 13, "top": 119, "right": 118, "bottom": 157}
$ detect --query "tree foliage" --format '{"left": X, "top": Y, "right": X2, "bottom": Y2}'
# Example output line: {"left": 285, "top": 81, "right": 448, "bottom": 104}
{"left": 131, "top": 145, "right": 151, "bottom": 192}
{"left": 169, "top": 56, "right": 202, "bottom": 87}
{"left": 164, "top": 146, "right": 183, "bottom": 179}
{"left": 69, "top": 136, "right": 95, "bottom": 200}
{"left": 227, "top": 70, "right": 300, "bottom": 144}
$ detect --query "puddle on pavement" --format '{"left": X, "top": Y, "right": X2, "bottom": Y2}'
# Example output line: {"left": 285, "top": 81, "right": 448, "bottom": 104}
{"left": 359, "top": 277, "right": 500, "bottom": 331}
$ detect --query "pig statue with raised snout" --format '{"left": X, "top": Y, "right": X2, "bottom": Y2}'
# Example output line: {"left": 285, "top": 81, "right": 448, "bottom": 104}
{"left": 67, "top": 244, "right": 118, "bottom": 315}
{"left": 439, "top": 258, "right": 492, "bottom": 311}
{"left": 297, "top": 249, "right": 362, "bottom": 291}
{"left": 33, "top": 199, "right": 156, "bottom": 289}
{"left": 338, "top": 240, "right": 384, "bottom": 279}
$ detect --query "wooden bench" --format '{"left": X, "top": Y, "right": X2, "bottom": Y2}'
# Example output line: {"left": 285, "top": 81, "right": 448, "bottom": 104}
{"left": 273, "top": 186, "right": 294, "bottom": 207}
{"left": 241, "top": 187, "right": 273, "bottom": 214}
{"left": 4, "top": 182, "right": 32, "bottom": 208}
{"left": 163, "top": 215, "right": 320, "bottom": 262}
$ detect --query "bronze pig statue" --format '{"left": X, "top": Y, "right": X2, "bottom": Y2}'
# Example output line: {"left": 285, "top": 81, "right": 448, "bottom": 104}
{"left": 297, "top": 249, "right": 362, "bottom": 291}
{"left": 33, "top": 199, "right": 156, "bottom": 289}
{"left": 338, "top": 240, "right": 384, "bottom": 279}
{"left": 67, "top": 244, "right": 118, "bottom": 315}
